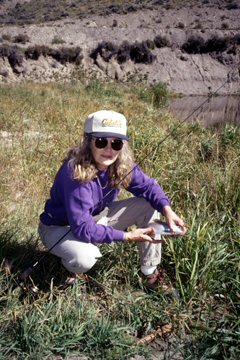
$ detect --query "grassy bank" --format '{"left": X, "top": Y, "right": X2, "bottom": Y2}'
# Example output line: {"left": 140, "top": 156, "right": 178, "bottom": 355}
{"left": 0, "top": 81, "right": 239, "bottom": 359}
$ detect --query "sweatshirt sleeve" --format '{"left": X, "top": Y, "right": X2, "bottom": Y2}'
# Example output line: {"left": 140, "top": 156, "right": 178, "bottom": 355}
{"left": 127, "top": 165, "right": 170, "bottom": 212}
{"left": 62, "top": 169, "right": 124, "bottom": 244}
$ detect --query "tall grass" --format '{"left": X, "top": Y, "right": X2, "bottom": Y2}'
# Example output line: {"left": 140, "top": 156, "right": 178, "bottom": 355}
{"left": 0, "top": 81, "right": 239, "bottom": 359}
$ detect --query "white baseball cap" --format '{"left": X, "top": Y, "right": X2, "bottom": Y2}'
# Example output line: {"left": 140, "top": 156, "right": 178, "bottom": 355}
{"left": 84, "top": 110, "right": 129, "bottom": 140}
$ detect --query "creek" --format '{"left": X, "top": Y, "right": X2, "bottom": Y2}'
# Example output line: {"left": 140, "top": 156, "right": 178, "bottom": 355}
{"left": 167, "top": 95, "right": 240, "bottom": 129}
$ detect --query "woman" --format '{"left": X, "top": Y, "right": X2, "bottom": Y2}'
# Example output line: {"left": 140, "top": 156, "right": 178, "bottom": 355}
{"left": 38, "top": 110, "right": 186, "bottom": 290}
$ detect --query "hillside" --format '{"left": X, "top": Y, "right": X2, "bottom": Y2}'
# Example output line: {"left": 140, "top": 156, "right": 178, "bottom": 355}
{"left": 0, "top": 0, "right": 239, "bottom": 95}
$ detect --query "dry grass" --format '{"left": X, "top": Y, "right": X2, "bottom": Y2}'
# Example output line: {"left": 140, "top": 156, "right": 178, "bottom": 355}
{"left": 0, "top": 81, "right": 239, "bottom": 359}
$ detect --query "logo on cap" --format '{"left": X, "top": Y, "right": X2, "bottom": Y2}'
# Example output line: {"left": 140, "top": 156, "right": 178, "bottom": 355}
{"left": 102, "top": 118, "right": 123, "bottom": 128}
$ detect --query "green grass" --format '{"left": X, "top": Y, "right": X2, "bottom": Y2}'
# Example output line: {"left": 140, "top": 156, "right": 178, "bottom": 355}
{"left": 0, "top": 81, "right": 239, "bottom": 359}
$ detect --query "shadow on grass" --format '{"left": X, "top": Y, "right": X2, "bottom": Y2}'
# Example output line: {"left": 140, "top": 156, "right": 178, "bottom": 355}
{"left": 0, "top": 228, "right": 76, "bottom": 301}
{"left": 0, "top": 227, "right": 118, "bottom": 305}
{"left": 0, "top": 227, "right": 178, "bottom": 307}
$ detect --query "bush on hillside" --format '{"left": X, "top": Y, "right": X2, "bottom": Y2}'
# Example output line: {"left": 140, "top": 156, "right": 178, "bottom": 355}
{"left": 154, "top": 35, "right": 170, "bottom": 48}
{"left": 25, "top": 45, "right": 82, "bottom": 64}
{"left": 181, "top": 34, "right": 240, "bottom": 65}
{"left": 116, "top": 41, "right": 131, "bottom": 64}
{"left": 233, "top": 33, "right": 240, "bottom": 45}
{"left": 13, "top": 33, "right": 30, "bottom": 44}
{"left": 90, "top": 41, "right": 118, "bottom": 63}
{"left": 226, "top": 2, "right": 239, "bottom": 10}
{"left": 0, "top": 45, "right": 24, "bottom": 70}
{"left": 25, "top": 45, "right": 50, "bottom": 60}
{"left": 143, "top": 39, "right": 155, "bottom": 50}
{"left": 90, "top": 40, "right": 156, "bottom": 65}
{"left": 204, "top": 36, "right": 229, "bottom": 53}
{"left": 1, "top": 33, "right": 12, "bottom": 42}
{"left": 181, "top": 35, "right": 205, "bottom": 54}
{"left": 51, "top": 35, "right": 66, "bottom": 45}
{"left": 182, "top": 34, "right": 240, "bottom": 55}
{"left": 129, "top": 42, "right": 156, "bottom": 64}
{"left": 0, "top": 44, "right": 83, "bottom": 69}
{"left": 48, "top": 47, "right": 82, "bottom": 64}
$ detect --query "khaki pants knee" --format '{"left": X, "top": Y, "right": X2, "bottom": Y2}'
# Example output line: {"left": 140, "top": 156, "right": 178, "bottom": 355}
{"left": 106, "top": 197, "right": 162, "bottom": 267}
{"left": 38, "top": 197, "right": 162, "bottom": 273}
{"left": 38, "top": 222, "right": 102, "bottom": 273}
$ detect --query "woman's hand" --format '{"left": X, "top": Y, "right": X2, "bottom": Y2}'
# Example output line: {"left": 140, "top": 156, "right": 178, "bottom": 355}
{"left": 163, "top": 205, "right": 187, "bottom": 235}
{"left": 124, "top": 227, "right": 163, "bottom": 243}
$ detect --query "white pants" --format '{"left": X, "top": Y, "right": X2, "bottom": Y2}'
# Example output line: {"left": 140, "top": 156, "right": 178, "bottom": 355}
{"left": 38, "top": 197, "right": 162, "bottom": 274}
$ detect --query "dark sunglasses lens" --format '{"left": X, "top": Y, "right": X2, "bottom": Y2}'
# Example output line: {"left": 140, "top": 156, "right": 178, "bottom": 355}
{"left": 94, "top": 137, "right": 123, "bottom": 151}
{"left": 95, "top": 138, "right": 108, "bottom": 149}
{"left": 111, "top": 139, "right": 123, "bottom": 151}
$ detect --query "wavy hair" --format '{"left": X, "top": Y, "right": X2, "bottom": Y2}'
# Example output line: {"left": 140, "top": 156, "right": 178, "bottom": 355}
{"left": 66, "top": 135, "right": 134, "bottom": 189}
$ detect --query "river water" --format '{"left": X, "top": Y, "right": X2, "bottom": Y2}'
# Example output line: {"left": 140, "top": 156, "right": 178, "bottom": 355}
{"left": 167, "top": 95, "right": 240, "bottom": 128}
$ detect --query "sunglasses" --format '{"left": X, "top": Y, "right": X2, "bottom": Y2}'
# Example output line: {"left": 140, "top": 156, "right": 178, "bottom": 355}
{"left": 93, "top": 137, "right": 124, "bottom": 151}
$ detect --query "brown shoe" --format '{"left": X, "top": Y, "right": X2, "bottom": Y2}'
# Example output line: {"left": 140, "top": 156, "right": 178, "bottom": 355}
{"left": 141, "top": 269, "right": 177, "bottom": 296}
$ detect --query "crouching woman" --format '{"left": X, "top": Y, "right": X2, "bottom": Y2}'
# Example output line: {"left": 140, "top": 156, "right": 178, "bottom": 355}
{"left": 38, "top": 110, "right": 187, "bottom": 289}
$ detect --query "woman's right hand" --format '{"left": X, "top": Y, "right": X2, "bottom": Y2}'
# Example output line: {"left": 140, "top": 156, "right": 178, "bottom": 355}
{"left": 124, "top": 227, "right": 163, "bottom": 243}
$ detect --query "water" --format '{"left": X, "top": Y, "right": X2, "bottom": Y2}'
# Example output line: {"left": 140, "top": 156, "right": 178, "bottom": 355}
{"left": 168, "top": 95, "right": 240, "bottom": 128}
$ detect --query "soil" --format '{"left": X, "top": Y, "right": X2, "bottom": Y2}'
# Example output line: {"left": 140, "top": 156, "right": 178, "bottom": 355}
{"left": 0, "top": 0, "right": 239, "bottom": 95}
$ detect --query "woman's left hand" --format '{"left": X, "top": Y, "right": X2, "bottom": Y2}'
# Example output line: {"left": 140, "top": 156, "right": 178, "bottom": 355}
{"left": 163, "top": 205, "right": 187, "bottom": 235}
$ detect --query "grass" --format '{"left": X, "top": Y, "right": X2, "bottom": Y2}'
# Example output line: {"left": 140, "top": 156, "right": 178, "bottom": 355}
{"left": 0, "top": 80, "right": 239, "bottom": 359}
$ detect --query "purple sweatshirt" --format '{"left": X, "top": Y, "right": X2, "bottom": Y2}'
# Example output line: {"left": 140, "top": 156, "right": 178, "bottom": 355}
{"left": 40, "top": 161, "right": 170, "bottom": 243}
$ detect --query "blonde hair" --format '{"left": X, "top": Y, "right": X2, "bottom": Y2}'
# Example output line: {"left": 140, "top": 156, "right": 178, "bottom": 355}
{"left": 66, "top": 135, "right": 134, "bottom": 189}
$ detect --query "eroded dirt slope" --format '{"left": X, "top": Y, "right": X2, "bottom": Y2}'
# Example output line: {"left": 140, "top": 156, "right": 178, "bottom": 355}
{"left": 0, "top": 0, "right": 239, "bottom": 95}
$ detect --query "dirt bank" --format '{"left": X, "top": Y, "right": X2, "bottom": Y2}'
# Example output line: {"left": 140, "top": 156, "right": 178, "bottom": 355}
{"left": 0, "top": 0, "right": 239, "bottom": 95}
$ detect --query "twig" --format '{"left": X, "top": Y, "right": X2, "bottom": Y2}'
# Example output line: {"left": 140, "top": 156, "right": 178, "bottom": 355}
{"left": 137, "top": 323, "right": 173, "bottom": 345}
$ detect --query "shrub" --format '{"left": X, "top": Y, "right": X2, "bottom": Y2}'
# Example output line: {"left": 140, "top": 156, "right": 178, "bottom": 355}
{"left": 182, "top": 34, "right": 239, "bottom": 60}
{"left": 8, "top": 49, "right": 24, "bottom": 69}
{"left": 13, "top": 33, "right": 30, "bottom": 44}
{"left": 149, "top": 82, "right": 169, "bottom": 107}
{"left": 154, "top": 35, "right": 170, "bottom": 48}
{"left": 129, "top": 42, "right": 156, "bottom": 64}
{"left": 177, "top": 22, "right": 185, "bottom": 29}
{"left": 226, "top": 2, "right": 239, "bottom": 10}
{"left": 25, "top": 46, "right": 82, "bottom": 64}
{"left": 52, "top": 47, "right": 82, "bottom": 65}
{"left": 0, "top": 45, "right": 12, "bottom": 58}
{"left": 181, "top": 35, "right": 205, "bottom": 54}
{"left": 25, "top": 45, "right": 50, "bottom": 60}
{"left": 198, "top": 138, "right": 214, "bottom": 161}
{"left": 221, "top": 22, "right": 229, "bottom": 29}
{"left": 220, "top": 124, "right": 240, "bottom": 148}
{"left": 90, "top": 40, "right": 156, "bottom": 65}
{"left": 104, "top": 4, "right": 122, "bottom": 15}
{"left": 0, "top": 45, "right": 24, "bottom": 70}
{"left": 1, "top": 33, "right": 12, "bottom": 42}
{"left": 112, "top": 19, "right": 118, "bottom": 27}
{"left": 51, "top": 36, "right": 66, "bottom": 45}
{"left": 117, "top": 41, "right": 131, "bottom": 64}
{"left": 90, "top": 41, "right": 118, "bottom": 63}
{"left": 194, "top": 21, "right": 203, "bottom": 29}
{"left": 137, "top": 82, "right": 169, "bottom": 108}
{"left": 204, "top": 36, "right": 229, "bottom": 53}
{"left": 144, "top": 39, "right": 155, "bottom": 50}
{"left": 233, "top": 33, "right": 240, "bottom": 45}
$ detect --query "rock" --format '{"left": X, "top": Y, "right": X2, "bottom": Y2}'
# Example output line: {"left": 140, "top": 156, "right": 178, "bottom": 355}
{"left": 106, "top": 58, "right": 123, "bottom": 80}
{"left": 95, "top": 54, "right": 108, "bottom": 72}
{"left": 86, "top": 20, "right": 97, "bottom": 28}
{"left": 0, "top": 57, "right": 16, "bottom": 81}
{"left": 0, "top": 57, "right": 10, "bottom": 77}
{"left": 13, "top": 57, "right": 28, "bottom": 74}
